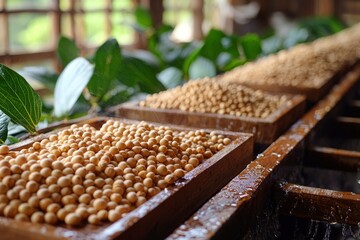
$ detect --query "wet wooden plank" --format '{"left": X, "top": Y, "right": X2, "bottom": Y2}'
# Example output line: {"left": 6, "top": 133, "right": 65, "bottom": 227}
{"left": 167, "top": 64, "right": 360, "bottom": 240}
{"left": 276, "top": 182, "right": 360, "bottom": 226}
{"left": 113, "top": 94, "right": 306, "bottom": 145}
{"left": 306, "top": 146, "right": 360, "bottom": 171}
{"left": 332, "top": 116, "right": 360, "bottom": 137}
{"left": 1, "top": 117, "right": 253, "bottom": 240}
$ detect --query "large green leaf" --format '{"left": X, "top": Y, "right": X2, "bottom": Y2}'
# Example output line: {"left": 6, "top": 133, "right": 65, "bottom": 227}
{"left": 123, "top": 49, "right": 160, "bottom": 68}
{"left": 147, "top": 25, "right": 174, "bottom": 63}
{"left": 183, "top": 46, "right": 203, "bottom": 79}
{"left": 201, "top": 29, "right": 226, "bottom": 61}
{"left": 117, "top": 56, "right": 166, "bottom": 94}
{"left": 88, "top": 39, "right": 122, "bottom": 99}
{"left": 57, "top": 36, "right": 80, "bottom": 67}
{"left": 135, "top": 6, "right": 153, "bottom": 30}
{"left": 189, "top": 57, "right": 216, "bottom": 79}
{"left": 239, "top": 34, "right": 262, "bottom": 60}
{"left": 157, "top": 67, "right": 184, "bottom": 89}
{"left": 54, "top": 57, "right": 94, "bottom": 117}
{"left": 0, "top": 111, "right": 10, "bottom": 142}
{"left": 0, "top": 64, "right": 42, "bottom": 133}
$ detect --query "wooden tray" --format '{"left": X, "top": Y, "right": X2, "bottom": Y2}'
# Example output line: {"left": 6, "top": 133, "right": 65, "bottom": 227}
{"left": 276, "top": 182, "right": 360, "bottom": 226}
{"left": 112, "top": 94, "right": 306, "bottom": 145}
{"left": 2, "top": 117, "right": 253, "bottom": 240}
{"left": 228, "top": 62, "right": 357, "bottom": 103}
{"left": 167, "top": 63, "right": 360, "bottom": 240}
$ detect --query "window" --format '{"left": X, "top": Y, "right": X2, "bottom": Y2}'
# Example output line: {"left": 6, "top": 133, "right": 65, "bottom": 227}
{"left": 0, "top": 0, "right": 135, "bottom": 67}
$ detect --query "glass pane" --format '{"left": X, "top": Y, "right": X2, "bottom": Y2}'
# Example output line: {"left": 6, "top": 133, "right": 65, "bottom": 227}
{"left": 164, "top": 10, "right": 192, "bottom": 27}
{"left": 8, "top": 13, "right": 53, "bottom": 53}
{"left": 84, "top": 13, "right": 107, "bottom": 47}
{"left": 163, "top": 0, "right": 192, "bottom": 26}
{"left": 113, "top": 0, "right": 133, "bottom": 10}
{"left": 60, "top": 0, "right": 71, "bottom": 11}
{"left": 61, "top": 13, "right": 73, "bottom": 37}
{"left": 82, "top": 0, "right": 105, "bottom": 10}
{"left": 204, "top": 0, "right": 218, "bottom": 28}
{"left": 7, "top": 0, "right": 51, "bottom": 10}
{"left": 112, "top": 12, "right": 135, "bottom": 45}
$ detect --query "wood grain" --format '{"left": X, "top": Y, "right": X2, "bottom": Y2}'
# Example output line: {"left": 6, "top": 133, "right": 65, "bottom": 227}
{"left": 2, "top": 117, "right": 253, "bottom": 240}
{"left": 113, "top": 94, "right": 306, "bottom": 145}
{"left": 276, "top": 182, "right": 360, "bottom": 226}
{"left": 167, "top": 64, "right": 360, "bottom": 240}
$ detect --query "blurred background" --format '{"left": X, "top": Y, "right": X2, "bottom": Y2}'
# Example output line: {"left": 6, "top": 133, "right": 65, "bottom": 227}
{"left": 1, "top": 0, "right": 359, "bottom": 69}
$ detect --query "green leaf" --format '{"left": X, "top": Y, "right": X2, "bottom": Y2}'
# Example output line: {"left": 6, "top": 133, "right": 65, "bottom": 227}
{"left": 216, "top": 52, "right": 233, "bottom": 69}
{"left": 262, "top": 36, "right": 282, "bottom": 55}
{"left": 0, "top": 111, "right": 10, "bottom": 142}
{"left": 239, "top": 34, "right": 262, "bottom": 60}
{"left": 88, "top": 38, "right": 122, "bottom": 99}
{"left": 201, "top": 29, "right": 226, "bottom": 61}
{"left": 100, "top": 90, "right": 132, "bottom": 109}
{"left": 54, "top": 57, "right": 94, "bottom": 117}
{"left": 147, "top": 25, "right": 174, "bottom": 63}
{"left": 20, "top": 67, "right": 58, "bottom": 92}
{"left": 57, "top": 36, "right": 80, "bottom": 67}
{"left": 189, "top": 57, "right": 216, "bottom": 79}
{"left": 0, "top": 64, "right": 42, "bottom": 133}
{"left": 117, "top": 56, "right": 166, "bottom": 93}
{"left": 157, "top": 67, "right": 184, "bottom": 88}
{"left": 221, "top": 58, "right": 247, "bottom": 72}
{"left": 68, "top": 94, "right": 91, "bottom": 116}
{"left": 123, "top": 49, "right": 160, "bottom": 68}
{"left": 283, "top": 28, "right": 309, "bottom": 49}
{"left": 135, "top": 6, "right": 153, "bottom": 30}
{"left": 6, "top": 136, "right": 19, "bottom": 145}
{"left": 7, "top": 122, "right": 26, "bottom": 136}
{"left": 183, "top": 46, "right": 202, "bottom": 79}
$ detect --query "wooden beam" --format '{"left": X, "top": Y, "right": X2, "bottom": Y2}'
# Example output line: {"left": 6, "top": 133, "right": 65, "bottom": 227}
{"left": 0, "top": 51, "right": 55, "bottom": 64}
{"left": 315, "top": 0, "right": 334, "bottom": 16}
{"left": 0, "top": 0, "right": 9, "bottom": 64}
{"left": 191, "top": 0, "right": 204, "bottom": 40}
{"left": 52, "top": 0, "right": 61, "bottom": 71}
{"left": 149, "top": 0, "right": 163, "bottom": 29}
{"left": 105, "top": 0, "right": 113, "bottom": 37}
{"left": 277, "top": 182, "right": 360, "bottom": 225}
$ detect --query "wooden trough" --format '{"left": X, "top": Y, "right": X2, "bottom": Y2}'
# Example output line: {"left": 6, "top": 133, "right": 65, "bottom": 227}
{"left": 0, "top": 117, "right": 253, "bottom": 240}
{"left": 113, "top": 94, "right": 306, "bottom": 145}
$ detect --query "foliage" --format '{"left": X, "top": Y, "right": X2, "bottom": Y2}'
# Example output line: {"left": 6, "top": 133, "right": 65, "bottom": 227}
{"left": 0, "top": 65, "right": 42, "bottom": 135}
{"left": 54, "top": 57, "right": 94, "bottom": 118}
{"left": 0, "top": 9, "right": 346, "bottom": 144}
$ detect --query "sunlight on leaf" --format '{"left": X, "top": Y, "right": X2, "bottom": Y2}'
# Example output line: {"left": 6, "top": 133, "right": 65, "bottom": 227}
{"left": 54, "top": 57, "right": 94, "bottom": 117}
{"left": 189, "top": 57, "right": 216, "bottom": 79}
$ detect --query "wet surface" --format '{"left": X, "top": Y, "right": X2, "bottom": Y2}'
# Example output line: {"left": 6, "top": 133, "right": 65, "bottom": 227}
{"left": 284, "top": 167, "right": 360, "bottom": 193}
{"left": 168, "top": 64, "right": 360, "bottom": 239}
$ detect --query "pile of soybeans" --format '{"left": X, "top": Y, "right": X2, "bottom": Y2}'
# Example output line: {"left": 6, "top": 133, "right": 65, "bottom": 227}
{"left": 0, "top": 120, "right": 231, "bottom": 226}
{"left": 221, "top": 23, "right": 360, "bottom": 88}
{"left": 140, "top": 78, "right": 288, "bottom": 118}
